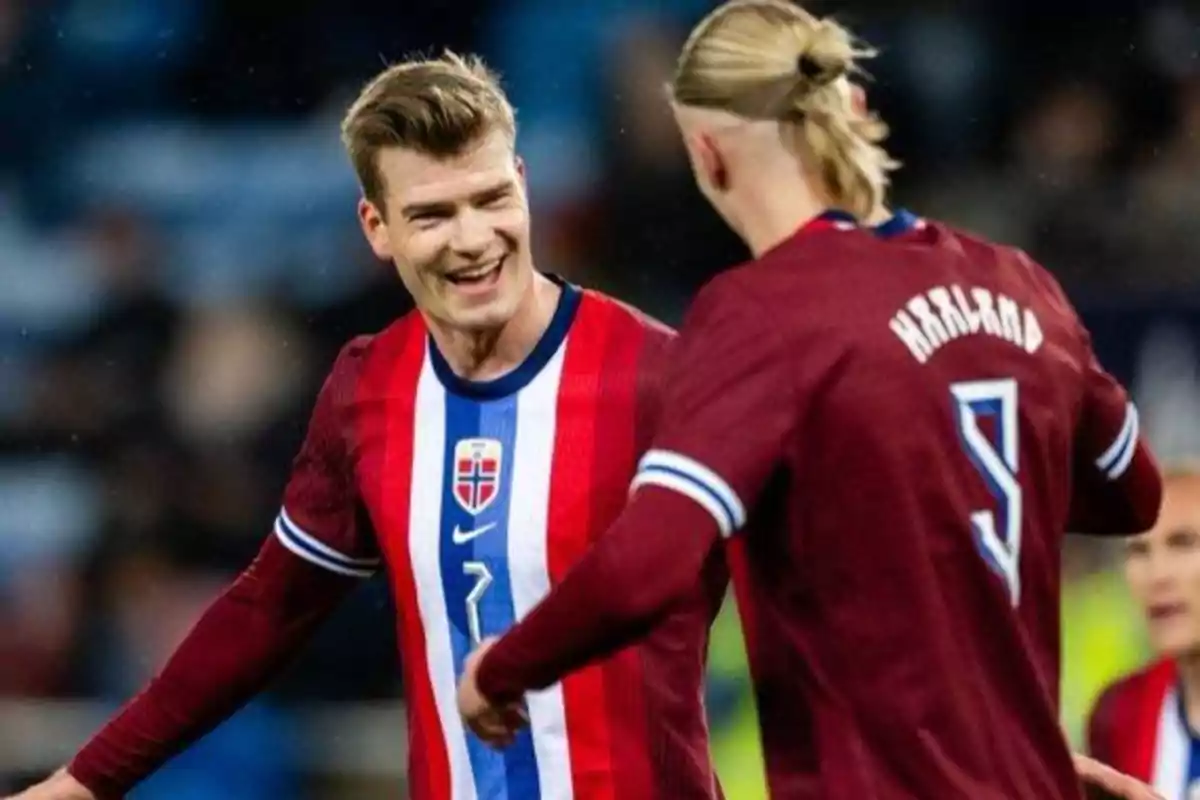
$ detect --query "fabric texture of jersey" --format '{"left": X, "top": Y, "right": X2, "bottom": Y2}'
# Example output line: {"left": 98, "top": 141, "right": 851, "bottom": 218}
{"left": 277, "top": 279, "right": 724, "bottom": 800}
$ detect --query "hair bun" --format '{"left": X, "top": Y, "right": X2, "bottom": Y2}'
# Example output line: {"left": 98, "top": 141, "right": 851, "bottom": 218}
{"left": 792, "top": 18, "right": 853, "bottom": 91}
{"left": 796, "top": 53, "right": 822, "bottom": 81}
{"left": 795, "top": 50, "right": 846, "bottom": 89}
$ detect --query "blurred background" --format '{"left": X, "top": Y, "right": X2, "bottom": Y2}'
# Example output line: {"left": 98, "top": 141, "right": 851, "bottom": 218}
{"left": 0, "top": 0, "right": 1197, "bottom": 796}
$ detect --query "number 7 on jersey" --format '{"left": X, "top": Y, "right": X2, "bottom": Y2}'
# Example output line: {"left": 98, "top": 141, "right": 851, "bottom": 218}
{"left": 950, "top": 379, "right": 1022, "bottom": 606}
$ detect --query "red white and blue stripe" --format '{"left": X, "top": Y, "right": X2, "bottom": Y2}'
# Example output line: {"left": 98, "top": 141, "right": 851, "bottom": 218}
{"left": 1097, "top": 402, "right": 1140, "bottom": 480}
{"left": 273, "top": 280, "right": 673, "bottom": 799}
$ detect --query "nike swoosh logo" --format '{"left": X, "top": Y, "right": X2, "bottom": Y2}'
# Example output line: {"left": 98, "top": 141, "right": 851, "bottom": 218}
{"left": 452, "top": 522, "right": 497, "bottom": 545}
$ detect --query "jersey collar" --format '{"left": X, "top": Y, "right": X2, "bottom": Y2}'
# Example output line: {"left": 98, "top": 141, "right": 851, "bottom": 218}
{"left": 873, "top": 208, "right": 925, "bottom": 239}
{"left": 801, "top": 209, "right": 859, "bottom": 236}
{"left": 428, "top": 273, "right": 581, "bottom": 400}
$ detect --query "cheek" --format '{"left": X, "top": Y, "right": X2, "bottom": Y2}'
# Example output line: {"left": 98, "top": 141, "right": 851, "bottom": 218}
{"left": 1124, "top": 562, "right": 1151, "bottom": 603}
{"left": 495, "top": 209, "right": 529, "bottom": 240}
{"left": 1183, "top": 554, "right": 1200, "bottom": 601}
{"left": 396, "top": 234, "right": 445, "bottom": 273}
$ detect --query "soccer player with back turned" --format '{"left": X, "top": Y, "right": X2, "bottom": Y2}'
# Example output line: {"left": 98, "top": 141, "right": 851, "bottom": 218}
{"left": 459, "top": 3, "right": 1164, "bottom": 798}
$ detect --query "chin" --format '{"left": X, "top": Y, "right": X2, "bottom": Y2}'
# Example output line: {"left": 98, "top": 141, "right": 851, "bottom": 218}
{"left": 1150, "top": 627, "right": 1200, "bottom": 661}
{"left": 446, "top": 298, "right": 520, "bottom": 332}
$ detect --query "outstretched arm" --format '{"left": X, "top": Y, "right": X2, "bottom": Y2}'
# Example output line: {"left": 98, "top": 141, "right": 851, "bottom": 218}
{"left": 471, "top": 485, "right": 721, "bottom": 705}
{"left": 461, "top": 273, "right": 797, "bottom": 735}
{"left": 34, "top": 538, "right": 357, "bottom": 799}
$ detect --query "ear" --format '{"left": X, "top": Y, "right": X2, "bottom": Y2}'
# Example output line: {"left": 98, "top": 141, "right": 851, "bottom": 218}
{"left": 850, "top": 83, "right": 868, "bottom": 116}
{"left": 358, "top": 197, "right": 392, "bottom": 261}
{"left": 694, "top": 132, "right": 728, "bottom": 193}
{"left": 514, "top": 154, "right": 528, "bottom": 192}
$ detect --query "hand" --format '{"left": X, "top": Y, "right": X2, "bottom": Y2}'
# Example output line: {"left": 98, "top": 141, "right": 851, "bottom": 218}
{"left": 4, "top": 768, "right": 96, "bottom": 800}
{"left": 457, "top": 637, "right": 528, "bottom": 748}
{"left": 1073, "top": 753, "right": 1164, "bottom": 800}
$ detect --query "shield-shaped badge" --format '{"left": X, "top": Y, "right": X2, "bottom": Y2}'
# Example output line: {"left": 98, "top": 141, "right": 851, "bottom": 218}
{"left": 452, "top": 438, "right": 502, "bottom": 515}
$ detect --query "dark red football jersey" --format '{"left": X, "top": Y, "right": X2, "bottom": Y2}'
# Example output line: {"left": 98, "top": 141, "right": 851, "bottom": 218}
{"left": 637, "top": 210, "right": 1161, "bottom": 799}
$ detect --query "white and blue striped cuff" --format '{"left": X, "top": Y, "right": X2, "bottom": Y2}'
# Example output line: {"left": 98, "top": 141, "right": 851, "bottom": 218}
{"left": 274, "top": 507, "right": 379, "bottom": 578}
{"left": 1095, "top": 402, "right": 1139, "bottom": 481}
{"left": 631, "top": 449, "right": 747, "bottom": 538}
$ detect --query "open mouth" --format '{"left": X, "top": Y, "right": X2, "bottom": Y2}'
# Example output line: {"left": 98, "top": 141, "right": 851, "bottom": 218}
{"left": 1148, "top": 602, "right": 1187, "bottom": 621}
{"left": 445, "top": 256, "right": 504, "bottom": 289}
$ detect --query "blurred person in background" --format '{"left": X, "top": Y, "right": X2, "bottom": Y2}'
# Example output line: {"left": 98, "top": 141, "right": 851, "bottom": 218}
{"left": 1088, "top": 463, "right": 1200, "bottom": 800}
{"left": 6, "top": 50, "right": 728, "bottom": 800}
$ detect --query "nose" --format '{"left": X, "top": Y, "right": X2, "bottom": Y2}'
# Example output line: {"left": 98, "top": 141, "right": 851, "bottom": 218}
{"left": 450, "top": 208, "right": 494, "bottom": 257}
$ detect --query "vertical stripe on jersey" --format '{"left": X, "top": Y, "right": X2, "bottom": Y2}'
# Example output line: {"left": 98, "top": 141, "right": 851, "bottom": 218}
{"left": 588, "top": 301, "right": 655, "bottom": 797}
{"left": 1135, "top": 664, "right": 1178, "bottom": 783}
{"left": 439, "top": 386, "right": 542, "bottom": 800}
{"left": 506, "top": 343, "right": 575, "bottom": 800}
{"left": 546, "top": 298, "right": 617, "bottom": 800}
{"left": 408, "top": 356, "right": 477, "bottom": 800}
{"left": 1186, "top": 710, "right": 1200, "bottom": 800}
{"left": 374, "top": 323, "right": 453, "bottom": 800}
{"left": 1152, "top": 687, "right": 1187, "bottom": 800}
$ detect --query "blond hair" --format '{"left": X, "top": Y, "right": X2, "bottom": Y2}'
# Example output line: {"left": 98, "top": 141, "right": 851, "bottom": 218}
{"left": 671, "top": 0, "right": 898, "bottom": 219}
{"left": 340, "top": 50, "right": 516, "bottom": 209}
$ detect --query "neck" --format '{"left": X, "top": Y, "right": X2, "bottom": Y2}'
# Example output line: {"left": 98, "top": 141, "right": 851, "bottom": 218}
{"left": 426, "top": 272, "right": 561, "bottom": 383}
{"left": 1180, "top": 651, "right": 1200, "bottom": 730}
{"left": 734, "top": 182, "right": 828, "bottom": 258}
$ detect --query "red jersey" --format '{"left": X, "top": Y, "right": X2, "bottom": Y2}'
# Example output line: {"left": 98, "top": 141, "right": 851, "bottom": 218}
{"left": 281, "top": 278, "right": 726, "bottom": 799}
{"left": 640, "top": 210, "right": 1161, "bottom": 799}
{"left": 479, "top": 211, "right": 1161, "bottom": 800}
{"left": 1088, "top": 660, "right": 1198, "bottom": 800}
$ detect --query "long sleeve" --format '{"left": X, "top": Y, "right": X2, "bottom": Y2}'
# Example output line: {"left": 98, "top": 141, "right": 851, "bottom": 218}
{"left": 477, "top": 486, "right": 720, "bottom": 703}
{"left": 1066, "top": 346, "right": 1161, "bottom": 535}
{"left": 477, "top": 273, "right": 795, "bottom": 703}
{"left": 68, "top": 538, "right": 357, "bottom": 798}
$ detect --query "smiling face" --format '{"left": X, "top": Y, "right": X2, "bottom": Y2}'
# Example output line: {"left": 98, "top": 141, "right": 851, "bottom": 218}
{"left": 358, "top": 130, "right": 533, "bottom": 332}
{"left": 1124, "top": 471, "right": 1200, "bottom": 659}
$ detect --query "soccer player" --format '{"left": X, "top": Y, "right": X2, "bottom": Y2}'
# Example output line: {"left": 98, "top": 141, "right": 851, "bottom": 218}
{"left": 457, "top": 2, "right": 1164, "bottom": 798}
{"left": 6, "top": 53, "right": 727, "bottom": 800}
{"left": 1088, "top": 464, "right": 1200, "bottom": 799}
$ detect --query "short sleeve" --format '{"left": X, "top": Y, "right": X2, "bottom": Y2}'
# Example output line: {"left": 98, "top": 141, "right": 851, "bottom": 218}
{"left": 1067, "top": 346, "right": 1161, "bottom": 534}
{"left": 630, "top": 276, "right": 796, "bottom": 538}
{"left": 275, "top": 338, "right": 380, "bottom": 578}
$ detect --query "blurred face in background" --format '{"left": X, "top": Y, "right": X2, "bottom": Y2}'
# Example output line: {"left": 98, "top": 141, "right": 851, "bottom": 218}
{"left": 1125, "top": 473, "right": 1200, "bottom": 660}
{"left": 359, "top": 129, "right": 534, "bottom": 333}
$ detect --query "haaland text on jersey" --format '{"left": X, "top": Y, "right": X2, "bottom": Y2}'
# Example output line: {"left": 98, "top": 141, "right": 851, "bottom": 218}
{"left": 890, "top": 284, "right": 1044, "bottom": 364}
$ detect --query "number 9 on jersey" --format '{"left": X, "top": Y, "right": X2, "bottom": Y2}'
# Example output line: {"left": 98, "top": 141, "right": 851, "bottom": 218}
{"left": 950, "top": 379, "right": 1022, "bottom": 606}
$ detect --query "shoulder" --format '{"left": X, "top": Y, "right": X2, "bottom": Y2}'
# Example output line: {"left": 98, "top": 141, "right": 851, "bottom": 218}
{"left": 578, "top": 288, "right": 675, "bottom": 342}
{"left": 935, "top": 221, "right": 1076, "bottom": 306}
{"left": 1088, "top": 659, "right": 1175, "bottom": 763}
{"left": 576, "top": 288, "right": 677, "bottom": 367}
{"left": 321, "top": 311, "right": 426, "bottom": 403}
{"left": 1094, "top": 658, "right": 1176, "bottom": 709}
{"left": 736, "top": 227, "right": 886, "bottom": 297}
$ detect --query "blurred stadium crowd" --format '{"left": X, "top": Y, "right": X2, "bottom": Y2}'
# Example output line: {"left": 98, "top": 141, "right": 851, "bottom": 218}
{"left": 3, "top": 0, "right": 1200, "bottom": 796}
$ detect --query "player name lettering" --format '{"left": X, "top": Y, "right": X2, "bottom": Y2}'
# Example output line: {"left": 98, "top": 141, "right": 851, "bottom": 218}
{"left": 888, "top": 284, "right": 1043, "bottom": 364}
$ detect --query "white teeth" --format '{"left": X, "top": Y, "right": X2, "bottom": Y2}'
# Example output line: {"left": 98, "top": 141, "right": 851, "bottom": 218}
{"left": 450, "top": 259, "right": 502, "bottom": 281}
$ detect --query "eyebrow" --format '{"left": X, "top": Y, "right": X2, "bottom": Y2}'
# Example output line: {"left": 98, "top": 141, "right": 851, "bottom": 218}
{"left": 400, "top": 180, "right": 514, "bottom": 218}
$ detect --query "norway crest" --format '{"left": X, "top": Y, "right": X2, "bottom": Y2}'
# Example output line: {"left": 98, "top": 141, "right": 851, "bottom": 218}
{"left": 453, "top": 438, "right": 502, "bottom": 515}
